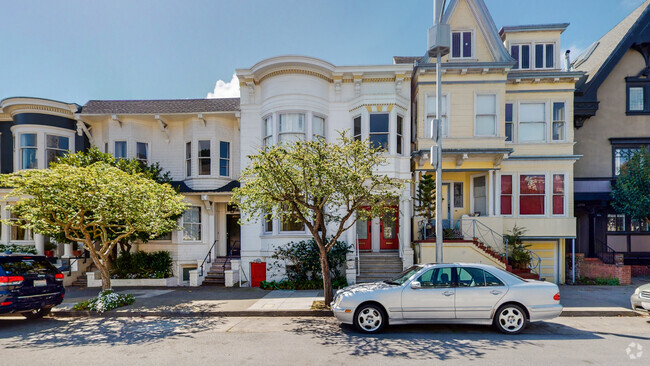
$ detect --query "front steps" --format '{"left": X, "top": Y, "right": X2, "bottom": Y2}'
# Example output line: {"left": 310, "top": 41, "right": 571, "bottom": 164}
{"left": 356, "top": 251, "right": 404, "bottom": 283}
{"left": 202, "top": 257, "right": 232, "bottom": 286}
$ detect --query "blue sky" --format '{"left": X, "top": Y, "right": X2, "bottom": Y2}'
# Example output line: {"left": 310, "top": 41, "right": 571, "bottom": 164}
{"left": 0, "top": 0, "right": 645, "bottom": 103}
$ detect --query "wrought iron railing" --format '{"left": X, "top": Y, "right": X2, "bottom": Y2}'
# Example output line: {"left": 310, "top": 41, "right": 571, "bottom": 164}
{"left": 460, "top": 219, "right": 508, "bottom": 262}
{"left": 223, "top": 240, "right": 240, "bottom": 271}
{"left": 198, "top": 240, "right": 218, "bottom": 277}
{"left": 594, "top": 237, "right": 617, "bottom": 265}
{"left": 526, "top": 249, "right": 542, "bottom": 279}
{"left": 67, "top": 255, "right": 88, "bottom": 276}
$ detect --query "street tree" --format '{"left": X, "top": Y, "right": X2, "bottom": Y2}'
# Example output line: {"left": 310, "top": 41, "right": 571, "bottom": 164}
{"left": 232, "top": 132, "right": 404, "bottom": 304}
{"left": 0, "top": 162, "right": 187, "bottom": 290}
{"left": 612, "top": 149, "right": 650, "bottom": 225}
{"left": 415, "top": 173, "right": 436, "bottom": 221}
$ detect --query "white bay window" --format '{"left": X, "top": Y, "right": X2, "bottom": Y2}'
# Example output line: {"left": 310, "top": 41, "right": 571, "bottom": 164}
{"left": 518, "top": 103, "right": 546, "bottom": 142}
{"left": 475, "top": 94, "right": 497, "bottom": 136}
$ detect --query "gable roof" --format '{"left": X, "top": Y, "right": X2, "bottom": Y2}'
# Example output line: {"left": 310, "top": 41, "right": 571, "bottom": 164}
{"left": 442, "top": 0, "right": 513, "bottom": 63}
{"left": 573, "top": 0, "right": 650, "bottom": 89}
{"left": 81, "top": 98, "right": 240, "bottom": 115}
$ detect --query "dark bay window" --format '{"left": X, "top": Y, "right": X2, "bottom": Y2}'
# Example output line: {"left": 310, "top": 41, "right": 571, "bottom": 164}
{"left": 220, "top": 141, "right": 230, "bottom": 176}
{"left": 452, "top": 31, "right": 472, "bottom": 58}
{"left": 46, "top": 135, "right": 69, "bottom": 167}
{"left": 353, "top": 116, "right": 361, "bottom": 141}
{"left": 369, "top": 114, "right": 389, "bottom": 150}
{"left": 20, "top": 134, "right": 37, "bottom": 170}
{"left": 535, "top": 43, "right": 555, "bottom": 69}
{"left": 397, "top": 115, "right": 403, "bottom": 155}
{"left": 198, "top": 140, "right": 211, "bottom": 175}
{"left": 500, "top": 175, "right": 513, "bottom": 215}
{"left": 520, "top": 175, "right": 545, "bottom": 215}
{"left": 552, "top": 174, "right": 565, "bottom": 215}
{"left": 136, "top": 142, "right": 148, "bottom": 164}
{"left": 114, "top": 141, "right": 127, "bottom": 159}
{"left": 505, "top": 103, "right": 513, "bottom": 142}
{"left": 186, "top": 142, "right": 192, "bottom": 177}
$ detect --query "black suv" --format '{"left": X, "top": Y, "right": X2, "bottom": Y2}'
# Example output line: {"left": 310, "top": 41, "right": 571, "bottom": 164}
{"left": 0, "top": 254, "right": 65, "bottom": 319}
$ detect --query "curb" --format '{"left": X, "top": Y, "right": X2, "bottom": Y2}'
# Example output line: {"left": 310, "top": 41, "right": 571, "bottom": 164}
{"left": 51, "top": 310, "right": 334, "bottom": 318}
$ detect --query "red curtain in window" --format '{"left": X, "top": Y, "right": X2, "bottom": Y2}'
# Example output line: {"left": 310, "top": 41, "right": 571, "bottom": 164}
{"left": 500, "top": 175, "right": 512, "bottom": 215}
{"left": 520, "top": 175, "right": 545, "bottom": 215}
{"left": 553, "top": 174, "right": 564, "bottom": 215}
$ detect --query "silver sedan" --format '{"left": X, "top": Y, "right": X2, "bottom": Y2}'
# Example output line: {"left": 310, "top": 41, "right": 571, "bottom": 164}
{"left": 331, "top": 263, "right": 562, "bottom": 334}
{"left": 630, "top": 283, "right": 650, "bottom": 315}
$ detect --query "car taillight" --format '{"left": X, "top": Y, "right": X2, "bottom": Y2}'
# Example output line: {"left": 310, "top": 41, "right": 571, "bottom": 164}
{"left": 55, "top": 273, "right": 64, "bottom": 281}
{"left": 0, "top": 276, "right": 24, "bottom": 286}
{"left": 1, "top": 301, "right": 12, "bottom": 306}
{"left": 553, "top": 292, "right": 560, "bottom": 301}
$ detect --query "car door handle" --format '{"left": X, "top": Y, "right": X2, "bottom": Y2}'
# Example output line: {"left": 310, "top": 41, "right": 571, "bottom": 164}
{"left": 490, "top": 290, "right": 502, "bottom": 295}
{"left": 443, "top": 291, "right": 454, "bottom": 296}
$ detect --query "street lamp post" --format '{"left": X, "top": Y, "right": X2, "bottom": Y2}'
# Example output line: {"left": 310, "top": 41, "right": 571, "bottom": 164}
{"left": 428, "top": 0, "right": 450, "bottom": 263}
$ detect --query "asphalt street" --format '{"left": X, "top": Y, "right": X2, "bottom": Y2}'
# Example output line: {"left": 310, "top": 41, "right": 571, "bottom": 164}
{"left": 0, "top": 316, "right": 648, "bottom": 365}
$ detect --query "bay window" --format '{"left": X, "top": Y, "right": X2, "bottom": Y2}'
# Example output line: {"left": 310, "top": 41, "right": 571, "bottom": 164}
{"left": 519, "top": 174, "right": 545, "bottom": 215}
{"left": 475, "top": 94, "right": 496, "bottom": 136}
{"left": 369, "top": 114, "right": 389, "bottom": 150}
{"left": 220, "top": 141, "right": 230, "bottom": 177}
{"left": 552, "top": 174, "right": 565, "bottom": 215}
{"left": 114, "top": 141, "right": 127, "bottom": 159}
{"left": 198, "top": 140, "right": 211, "bottom": 175}
{"left": 397, "top": 115, "right": 403, "bottom": 155}
{"left": 263, "top": 116, "right": 273, "bottom": 148}
{"left": 313, "top": 116, "right": 325, "bottom": 140}
{"left": 263, "top": 213, "right": 273, "bottom": 234}
{"left": 505, "top": 103, "right": 514, "bottom": 142}
{"left": 10, "top": 212, "right": 32, "bottom": 241}
{"left": 279, "top": 113, "right": 305, "bottom": 143}
{"left": 518, "top": 103, "right": 546, "bottom": 142}
{"left": 136, "top": 142, "right": 148, "bottom": 164}
{"left": 186, "top": 142, "right": 191, "bottom": 177}
{"left": 500, "top": 175, "right": 513, "bottom": 215}
{"left": 426, "top": 95, "right": 448, "bottom": 138}
{"left": 183, "top": 206, "right": 201, "bottom": 241}
{"left": 552, "top": 102, "right": 566, "bottom": 141}
{"left": 20, "top": 134, "right": 37, "bottom": 170}
{"left": 45, "top": 134, "right": 69, "bottom": 168}
{"left": 353, "top": 116, "right": 361, "bottom": 141}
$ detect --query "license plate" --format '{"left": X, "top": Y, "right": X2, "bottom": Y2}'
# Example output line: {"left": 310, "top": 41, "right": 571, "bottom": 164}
{"left": 642, "top": 302, "right": 650, "bottom": 310}
{"left": 33, "top": 279, "right": 47, "bottom": 287}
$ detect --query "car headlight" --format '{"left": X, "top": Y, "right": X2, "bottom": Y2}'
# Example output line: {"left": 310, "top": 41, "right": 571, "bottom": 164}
{"left": 634, "top": 287, "right": 641, "bottom": 295}
{"left": 332, "top": 294, "right": 342, "bottom": 308}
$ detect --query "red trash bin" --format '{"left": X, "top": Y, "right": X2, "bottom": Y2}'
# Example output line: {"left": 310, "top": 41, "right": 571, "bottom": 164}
{"left": 250, "top": 262, "right": 266, "bottom": 287}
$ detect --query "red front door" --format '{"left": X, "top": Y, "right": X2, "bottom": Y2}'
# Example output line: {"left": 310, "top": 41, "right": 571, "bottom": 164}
{"left": 357, "top": 206, "right": 371, "bottom": 251}
{"left": 380, "top": 207, "right": 399, "bottom": 250}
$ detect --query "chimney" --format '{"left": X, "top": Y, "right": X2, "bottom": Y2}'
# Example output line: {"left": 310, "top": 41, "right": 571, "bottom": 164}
{"left": 565, "top": 50, "right": 571, "bottom": 71}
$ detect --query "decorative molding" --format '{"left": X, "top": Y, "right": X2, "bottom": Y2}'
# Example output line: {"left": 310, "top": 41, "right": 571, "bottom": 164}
{"left": 154, "top": 114, "right": 171, "bottom": 143}
{"left": 111, "top": 114, "right": 122, "bottom": 128}
{"left": 258, "top": 69, "right": 333, "bottom": 84}
{"left": 350, "top": 103, "right": 407, "bottom": 113}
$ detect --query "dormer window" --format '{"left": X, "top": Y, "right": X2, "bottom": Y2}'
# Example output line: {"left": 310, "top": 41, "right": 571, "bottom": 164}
{"left": 511, "top": 43, "right": 555, "bottom": 69}
{"left": 535, "top": 43, "right": 555, "bottom": 69}
{"left": 451, "top": 31, "right": 472, "bottom": 58}
{"left": 510, "top": 44, "right": 530, "bottom": 69}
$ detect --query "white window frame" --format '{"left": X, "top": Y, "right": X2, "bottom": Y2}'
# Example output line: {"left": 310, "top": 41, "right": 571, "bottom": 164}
{"left": 45, "top": 134, "right": 70, "bottom": 168}
{"left": 198, "top": 139, "right": 212, "bottom": 176}
{"left": 8, "top": 208, "right": 33, "bottom": 242}
{"left": 510, "top": 43, "right": 532, "bottom": 70}
{"left": 12, "top": 126, "right": 76, "bottom": 171}
{"left": 312, "top": 115, "right": 326, "bottom": 141}
{"left": 114, "top": 140, "right": 127, "bottom": 159}
{"left": 262, "top": 115, "right": 273, "bottom": 148}
{"left": 353, "top": 115, "right": 362, "bottom": 141}
{"left": 469, "top": 173, "right": 488, "bottom": 216}
{"left": 279, "top": 206, "right": 306, "bottom": 234}
{"left": 185, "top": 141, "right": 192, "bottom": 177}
{"left": 278, "top": 113, "right": 306, "bottom": 144}
{"left": 517, "top": 172, "right": 548, "bottom": 217}
{"left": 533, "top": 42, "right": 557, "bottom": 69}
{"left": 19, "top": 133, "right": 38, "bottom": 170}
{"left": 453, "top": 181, "right": 464, "bottom": 209}
{"left": 369, "top": 113, "right": 390, "bottom": 151}
{"left": 517, "top": 101, "right": 547, "bottom": 143}
{"left": 550, "top": 172, "right": 568, "bottom": 217}
{"left": 219, "top": 141, "right": 230, "bottom": 177}
{"left": 551, "top": 100, "right": 567, "bottom": 142}
{"left": 474, "top": 93, "right": 498, "bottom": 137}
{"left": 425, "top": 93, "right": 450, "bottom": 138}
{"left": 182, "top": 206, "right": 202, "bottom": 242}
{"left": 505, "top": 102, "right": 515, "bottom": 143}
{"left": 450, "top": 29, "right": 474, "bottom": 59}
{"left": 498, "top": 173, "right": 514, "bottom": 217}
{"left": 135, "top": 141, "right": 149, "bottom": 164}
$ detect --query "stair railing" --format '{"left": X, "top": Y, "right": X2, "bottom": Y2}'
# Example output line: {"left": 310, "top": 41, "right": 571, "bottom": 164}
{"left": 222, "top": 240, "right": 240, "bottom": 271}
{"left": 199, "top": 240, "right": 218, "bottom": 277}
{"left": 68, "top": 255, "right": 88, "bottom": 276}
{"left": 461, "top": 218, "right": 508, "bottom": 260}
{"left": 594, "top": 237, "right": 617, "bottom": 265}
{"left": 526, "top": 249, "right": 542, "bottom": 280}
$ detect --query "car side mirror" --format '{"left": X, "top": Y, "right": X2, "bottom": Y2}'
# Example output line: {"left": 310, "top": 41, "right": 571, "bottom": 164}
{"left": 410, "top": 281, "right": 422, "bottom": 289}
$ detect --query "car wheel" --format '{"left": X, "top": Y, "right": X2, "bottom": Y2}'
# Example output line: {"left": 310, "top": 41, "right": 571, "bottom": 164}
{"left": 494, "top": 304, "right": 527, "bottom": 334}
{"left": 21, "top": 307, "right": 52, "bottom": 320}
{"left": 354, "top": 304, "right": 386, "bottom": 334}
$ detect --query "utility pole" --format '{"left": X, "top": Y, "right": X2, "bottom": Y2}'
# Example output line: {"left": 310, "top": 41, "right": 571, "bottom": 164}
{"left": 428, "top": 0, "right": 450, "bottom": 263}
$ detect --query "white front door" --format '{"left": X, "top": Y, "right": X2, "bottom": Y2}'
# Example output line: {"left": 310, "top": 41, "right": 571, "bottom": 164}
{"left": 472, "top": 175, "right": 487, "bottom": 216}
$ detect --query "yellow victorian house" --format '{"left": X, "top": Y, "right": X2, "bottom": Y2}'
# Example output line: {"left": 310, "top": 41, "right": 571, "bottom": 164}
{"left": 397, "top": 0, "right": 583, "bottom": 283}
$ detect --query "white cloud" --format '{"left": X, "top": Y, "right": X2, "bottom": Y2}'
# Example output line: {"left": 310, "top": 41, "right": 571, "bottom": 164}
{"left": 207, "top": 73, "right": 240, "bottom": 98}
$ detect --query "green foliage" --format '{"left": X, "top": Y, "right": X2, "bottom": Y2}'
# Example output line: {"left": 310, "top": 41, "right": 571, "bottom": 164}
{"left": 0, "top": 244, "right": 37, "bottom": 254}
{"left": 443, "top": 228, "right": 462, "bottom": 239}
{"left": 577, "top": 276, "right": 620, "bottom": 286}
{"left": 112, "top": 251, "right": 173, "bottom": 279}
{"left": 415, "top": 174, "right": 436, "bottom": 220}
{"left": 44, "top": 241, "right": 57, "bottom": 251}
{"left": 260, "top": 277, "right": 348, "bottom": 290}
{"left": 612, "top": 149, "right": 650, "bottom": 224}
{"left": 72, "top": 290, "right": 136, "bottom": 313}
{"left": 504, "top": 225, "right": 531, "bottom": 269}
{"left": 271, "top": 238, "right": 351, "bottom": 281}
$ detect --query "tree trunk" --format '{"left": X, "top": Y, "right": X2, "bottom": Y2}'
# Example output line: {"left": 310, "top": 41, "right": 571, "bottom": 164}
{"left": 319, "top": 246, "right": 334, "bottom": 305}
{"left": 85, "top": 241, "right": 112, "bottom": 291}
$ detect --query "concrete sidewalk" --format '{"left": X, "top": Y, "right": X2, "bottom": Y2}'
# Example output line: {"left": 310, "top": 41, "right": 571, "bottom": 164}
{"left": 49, "top": 279, "right": 648, "bottom": 318}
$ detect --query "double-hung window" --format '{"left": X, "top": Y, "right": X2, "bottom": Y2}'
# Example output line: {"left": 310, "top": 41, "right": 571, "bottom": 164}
{"left": 136, "top": 142, "right": 148, "bottom": 164}
{"left": 353, "top": 116, "right": 361, "bottom": 141}
{"left": 369, "top": 114, "right": 389, "bottom": 150}
{"left": 10, "top": 211, "right": 31, "bottom": 241}
{"left": 263, "top": 116, "right": 273, "bottom": 148}
{"left": 552, "top": 102, "right": 566, "bottom": 141}
{"left": 263, "top": 213, "right": 273, "bottom": 234}
{"left": 45, "top": 135, "right": 69, "bottom": 168}
{"left": 607, "top": 214, "right": 625, "bottom": 232}
{"left": 114, "top": 141, "right": 127, "bottom": 159}
{"left": 519, "top": 175, "right": 545, "bottom": 215}
{"left": 397, "top": 115, "right": 403, "bottom": 155}
{"left": 505, "top": 103, "right": 514, "bottom": 142}
{"left": 220, "top": 141, "right": 230, "bottom": 177}
{"left": 185, "top": 142, "right": 192, "bottom": 177}
{"left": 280, "top": 204, "right": 303, "bottom": 232}
{"left": 182, "top": 206, "right": 201, "bottom": 241}
{"left": 426, "top": 95, "right": 448, "bottom": 138}
{"left": 500, "top": 175, "right": 513, "bottom": 215}
{"left": 518, "top": 103, "right": 546, "bottom": 142}
{"left": 198, "top": 140, "right": 211, "bottom": 175}
{"left": 279, "top": 113, "right": 305, "bottom": 143}
{"left": 313, "top": 116, "right": 325, "bottom": 140}
{"left": 475, "top": 94, "right": 497, "bottom": 136}
{"left": 451, "top": 31, "right": 472, "bottom": 58}
{"left": 510, "top": 44, "right": 531, "bottom": 69}
{"left": 626, "top": 78, "right": 650, "bottom": 114}
{"left": 20, "top": 134, "right": 37, "bottom": 170}
{"left": 614, "top": 146, "right": 642, "bottom": 175}
{"left": 552, "top": 174, "right": 565, "bottom": 215}
{"left": 535, "top": 43, "right": 555, "bottom": 69}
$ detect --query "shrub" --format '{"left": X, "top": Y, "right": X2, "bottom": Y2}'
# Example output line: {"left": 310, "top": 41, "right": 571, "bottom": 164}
{"left": 260, "top": 277, "right": 348, "bottom": 290}
{"left": 271, "top": 237, "right": 351, "bottom": 282}
{"left": 111, "top": 250, "right": 173, "bottom": 279}
{"left": 73, "top": 290, "right": 135, "bottom": 313}
{"left": 577, "top": 276, "right": 620, "bottom": 286}
{"left": 0, "top": 244, "right": 37, "bottom": 255}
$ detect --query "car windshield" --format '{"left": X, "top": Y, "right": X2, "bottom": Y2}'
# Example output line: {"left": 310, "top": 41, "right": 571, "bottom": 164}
{"left": 385, "top": 265, "right": 423, "bottom": 285}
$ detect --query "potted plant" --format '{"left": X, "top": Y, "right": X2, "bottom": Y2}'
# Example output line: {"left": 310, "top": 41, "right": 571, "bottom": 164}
{"left": 504, "top": 225, "right": 531, "bottom": 269}
{"left": 44, "top": 241, "right": 57, "bottom": 258}
{"left": 72, "top": 242, "right": 83, "bottom": 257}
